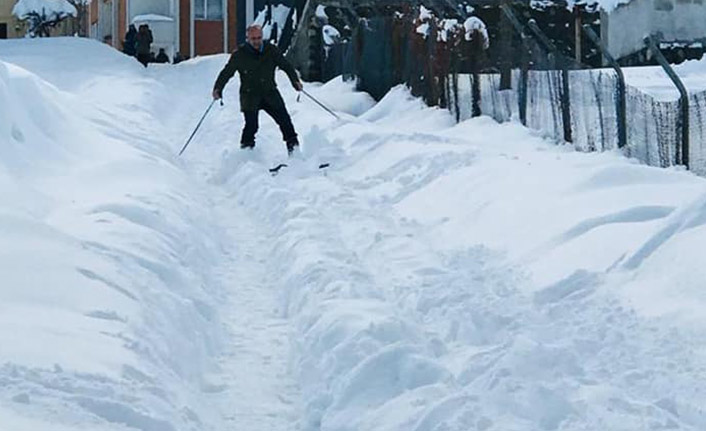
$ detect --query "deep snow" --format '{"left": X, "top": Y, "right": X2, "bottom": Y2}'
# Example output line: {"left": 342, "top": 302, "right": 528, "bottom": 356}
{"left": 2, "top": 38, "right": 706, "bottom": 431}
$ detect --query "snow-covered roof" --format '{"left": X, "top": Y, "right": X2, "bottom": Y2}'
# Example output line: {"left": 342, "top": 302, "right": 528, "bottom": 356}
{"left": 254, "top": 4, "right": 291, "bottom": 40}
{"left": 12, "top": 0, "right": 77, "bottom": 18}
{"left": 132, "top": 14, "right": 175, "bottom": 23}
{"left": 530, "top": 0, "right": 633, "bottom": 12}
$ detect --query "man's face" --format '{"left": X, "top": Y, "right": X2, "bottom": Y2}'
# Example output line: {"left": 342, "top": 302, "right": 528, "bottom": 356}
{"left": 248, "top": 28, "right": 264, "bottom": 50}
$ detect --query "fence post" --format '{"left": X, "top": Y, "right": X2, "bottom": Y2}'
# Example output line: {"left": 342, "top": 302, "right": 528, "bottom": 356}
{"left": 645, "top": 35, "right": 689, "bottom": 169}
{"left": 500, "top": 4, "right": 530, "bottom": 126}
{"left": 582, "top": 25, "right": 627, "bottom": 149}
{"left": 526, "top": 19, "right": 573, "bottom": 144}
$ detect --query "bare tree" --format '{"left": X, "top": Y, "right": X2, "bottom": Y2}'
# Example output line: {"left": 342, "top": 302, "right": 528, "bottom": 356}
{"left": 13, "top": 0, "right": 77, "bottom": 37}
{"left": 67, "top": 0, "right": 90, "bottom": 36}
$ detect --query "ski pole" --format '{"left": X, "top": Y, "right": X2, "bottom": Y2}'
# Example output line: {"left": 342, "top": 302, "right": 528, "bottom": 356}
{"left": 178, "top": 99, "right": 220, "bottom": 156}
{"left": 301, "top": 89, "right": 340, "bottom": 120}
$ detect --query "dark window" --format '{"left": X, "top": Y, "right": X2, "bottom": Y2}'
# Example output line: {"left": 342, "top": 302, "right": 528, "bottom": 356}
{"left": 654, "top": 0, "right": 675, "bottom": 10}
{"left": 0, "top": 23, "right": 7, "bottom": 39}
{"left": 195, "top": 0, "right": 223, "bottom": 20}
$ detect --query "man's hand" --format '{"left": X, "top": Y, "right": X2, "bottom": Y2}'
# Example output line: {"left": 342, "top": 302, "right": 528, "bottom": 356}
{"left": 293, "top": 81, "right": 303, "bottom": 92}
{"left": 212, "top": 89, "right": 222, "bottom": 100}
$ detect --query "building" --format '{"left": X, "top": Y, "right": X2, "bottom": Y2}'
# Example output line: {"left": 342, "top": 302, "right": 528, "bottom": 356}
{"left": 0, "top": 0, "right": 22, "bottom": 39}
{"left": 1, "top": 0, "right": 89, "bottom": 39}
{"left": 601, "top": 0, "right": 706, "bottom": 65}
{"left": 88, "top": 0, "right": 299, "bottom": 58}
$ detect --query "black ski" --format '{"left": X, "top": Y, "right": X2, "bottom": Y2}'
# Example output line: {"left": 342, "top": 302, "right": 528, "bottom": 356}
{"left": 269, "top": 163, "right": 330, "bottom": 175}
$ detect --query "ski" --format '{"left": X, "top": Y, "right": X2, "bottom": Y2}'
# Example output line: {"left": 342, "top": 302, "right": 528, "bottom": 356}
{"left": 269, "top": 163, "right": 331, "bottom": 176}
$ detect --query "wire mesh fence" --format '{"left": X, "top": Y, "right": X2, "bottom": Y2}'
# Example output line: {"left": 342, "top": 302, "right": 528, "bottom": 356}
{"left": 317, "top": 7, "right": 706, "bottom": 175}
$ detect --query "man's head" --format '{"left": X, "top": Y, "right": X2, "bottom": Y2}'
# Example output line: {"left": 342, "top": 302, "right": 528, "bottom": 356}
{"left": 246, "top": 25, "right": 264, "bottom": 50}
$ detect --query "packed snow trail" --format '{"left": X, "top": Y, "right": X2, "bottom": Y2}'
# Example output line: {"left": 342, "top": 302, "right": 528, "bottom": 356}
{"left": 3, "top": 38, "right": 706, "bottom": 431}
{"left": 205, "top": 188, "right": 301, "bottom": 430}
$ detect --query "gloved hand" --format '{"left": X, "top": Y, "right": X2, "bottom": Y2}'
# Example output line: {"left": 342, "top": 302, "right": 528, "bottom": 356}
{"left": 212, "top": 89, "right": 222, "bottom": 100}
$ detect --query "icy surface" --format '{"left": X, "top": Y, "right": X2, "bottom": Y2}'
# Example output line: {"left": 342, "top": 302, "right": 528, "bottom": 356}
{"left": 1, "top": 37, "right": 706, "bottom": 431}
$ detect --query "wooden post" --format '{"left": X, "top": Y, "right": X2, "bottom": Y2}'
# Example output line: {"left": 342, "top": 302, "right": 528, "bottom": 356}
{"left": 574, "top": 5, "right": 582, "bottom": 63}
{"left": 498, "top": 0, "right": 513, "bottom": 90}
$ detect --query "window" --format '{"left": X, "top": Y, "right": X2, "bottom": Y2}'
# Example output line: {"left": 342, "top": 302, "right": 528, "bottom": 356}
{"left": 0, "top": 23, "right": 7, "bottom": 40}
{"left": 195, "top": 0, "right": 223, "bottom": 20}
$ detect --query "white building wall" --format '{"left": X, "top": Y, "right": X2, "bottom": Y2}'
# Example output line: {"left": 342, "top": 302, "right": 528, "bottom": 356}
{"left": 602, "top": 0, "right": 706, "bottom": 61}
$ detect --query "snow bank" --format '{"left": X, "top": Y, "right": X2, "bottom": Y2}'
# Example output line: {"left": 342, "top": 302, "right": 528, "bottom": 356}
{"left": 0, "top": 39, "right": 223, "bottom": 431}
{"left": 206, "top": 75, "right": 706, "bottom": 429}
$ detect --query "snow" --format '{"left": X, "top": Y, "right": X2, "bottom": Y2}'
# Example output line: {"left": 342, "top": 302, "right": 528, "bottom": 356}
{"left": 418, "top": 5, "right": 433, "bottom": 21}
{"left": 253, "top": 4, "right": 292, "bottom": 41}
{"left": 315, "top": 4, "right": 328, "bottom": 20}
{"left": 531, "top": 0, "right": 633, "bottom": 12}
{"left": 132, "top": 14, "right": 174, "bottom": 23}
{"left": 12, "top": 0, "right": 76, "bottom": 18}
{"left": 623, "top": 57, "right": 706, "bottom": 100}
{"left": 322, "top": 24, "right": 340, "bottom": 46}
{"left": 2, "top": 36, "right": 706, "bottom": 431}
{"left": 416, "top": 23, "right": 430, "bottom": 37}
{"left": 464, "top": 16, "right": 489, "bottom": 48}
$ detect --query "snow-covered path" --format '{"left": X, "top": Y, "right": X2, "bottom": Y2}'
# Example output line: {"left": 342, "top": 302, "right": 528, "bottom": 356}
{"left": 3, "top": 38, "right": 706, "bottom": 431}
{"left": 207, "top": 191, "right": 301, "bottom": 430}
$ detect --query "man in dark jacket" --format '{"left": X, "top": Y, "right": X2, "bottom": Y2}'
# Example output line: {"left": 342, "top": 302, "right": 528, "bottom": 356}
{"left": 135, "top": 24, "right": 153, "bottom": 67}
{"left": 212, "top": 25, "right": 303, "bottom": 154}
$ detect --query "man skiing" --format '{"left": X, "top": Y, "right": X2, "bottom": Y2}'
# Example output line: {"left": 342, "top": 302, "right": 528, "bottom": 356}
{"left": 212, "top": 25, "right": 304, "bottom": 155}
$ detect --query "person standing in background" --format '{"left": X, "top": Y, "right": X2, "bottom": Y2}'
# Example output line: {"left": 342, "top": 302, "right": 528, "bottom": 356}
{"left": 135, "top": 24, "right": 153, "bottom": 67}
{"left": 123, "top": 24, "right": 137, "bottom": 57}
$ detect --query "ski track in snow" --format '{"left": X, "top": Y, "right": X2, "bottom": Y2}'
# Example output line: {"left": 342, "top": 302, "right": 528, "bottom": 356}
{"left": 2, "top": 38, "right": 706, "bottom": 431}
{"left": 207, "top": 190, "right": 301, "bottom": 430}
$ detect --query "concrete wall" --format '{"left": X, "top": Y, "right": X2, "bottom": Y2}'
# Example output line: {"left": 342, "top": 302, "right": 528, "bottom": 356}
{"left": 602, "top": 0, "right": 706, "bottom": 61}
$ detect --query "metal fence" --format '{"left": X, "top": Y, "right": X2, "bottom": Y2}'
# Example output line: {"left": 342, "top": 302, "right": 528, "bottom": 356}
{"left": 319, "top": 8, "right": 706, "bottom": 175}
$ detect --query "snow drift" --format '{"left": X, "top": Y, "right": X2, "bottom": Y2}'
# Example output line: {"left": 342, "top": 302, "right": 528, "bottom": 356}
{"left": 0, "top": 41, "right": 222, "bottom": 431}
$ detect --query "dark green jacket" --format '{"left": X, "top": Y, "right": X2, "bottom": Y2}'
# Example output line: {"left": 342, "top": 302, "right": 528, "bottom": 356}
{"left": 214, "top": 43, "right": 299, "bottom": 112}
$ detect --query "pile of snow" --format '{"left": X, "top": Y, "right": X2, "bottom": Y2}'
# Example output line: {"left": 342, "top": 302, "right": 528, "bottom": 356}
{"left": 0, "top": 38, "right": 223, "bottom": 431}
{"left": 12, "top": 0, "right": 76, "bottom": 18}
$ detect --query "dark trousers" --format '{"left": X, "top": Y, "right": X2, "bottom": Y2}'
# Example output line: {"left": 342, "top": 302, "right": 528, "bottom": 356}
{"left": 137, "top": 53, "right": 150, "bottom": 68}
{"left": 241, "top": 99, "right": 298, "bottom": 147}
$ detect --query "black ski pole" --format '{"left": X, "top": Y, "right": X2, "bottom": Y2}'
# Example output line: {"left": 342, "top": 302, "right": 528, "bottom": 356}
{"left": 178, "top": 99, "right": 220, "bottom": 156}
{"left": 301, "top": 89, "right": 340, "bottom": 120}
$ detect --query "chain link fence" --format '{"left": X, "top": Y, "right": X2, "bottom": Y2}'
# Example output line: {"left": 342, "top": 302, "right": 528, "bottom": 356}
{"left": 317, "top": 7, "right": 706, "bottom": 175}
